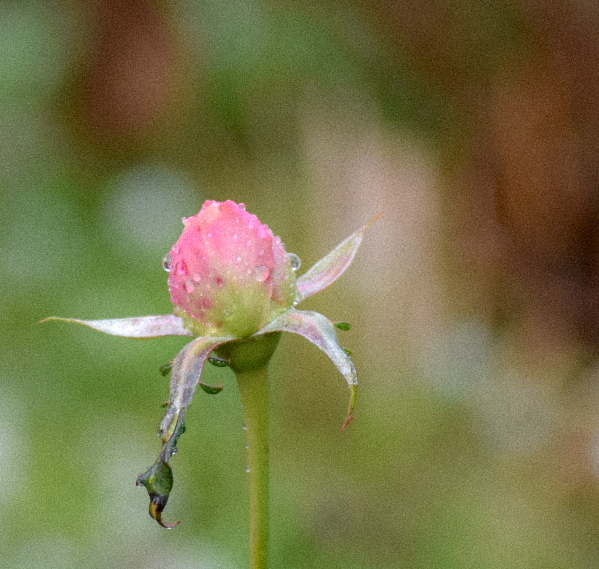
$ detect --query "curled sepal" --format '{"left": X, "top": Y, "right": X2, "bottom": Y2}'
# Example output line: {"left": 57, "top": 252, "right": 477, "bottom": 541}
{"left": 39, "top": 315, "right": 194, "bottom": 338}
{"left": 136, "top": 459, "right": 181, "bottom": 528}
{"left": 259, "top": 309, "right": 358, "bottom": 430}
{"left": 159, "top": 336, "right": 234, "bottom": 444}
{"left": 296, "top": 213, "right": 382, "bottom": 302}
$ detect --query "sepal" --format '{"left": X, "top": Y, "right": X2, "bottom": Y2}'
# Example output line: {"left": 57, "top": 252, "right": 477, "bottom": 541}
{"left": 159, "top": 336, "right": 233, "bottom": 443}
{"left": 259, "top": 309, "right": 358, "bottom": 430}
{"left": 39, "top": 315, "right": 194, "bottom": 338}
{"left": 296, "top": 213, "right": 382, "bottom": 302}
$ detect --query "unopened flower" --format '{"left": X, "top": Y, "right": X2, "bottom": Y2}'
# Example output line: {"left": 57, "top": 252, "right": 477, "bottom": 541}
{"left": 42, "top": 200, "right": 379, "bottom": 527}
{"left": 166, "top": 200, "right": 297, "bottom": 338}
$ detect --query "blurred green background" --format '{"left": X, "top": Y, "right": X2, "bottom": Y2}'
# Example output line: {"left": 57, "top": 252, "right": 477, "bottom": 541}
{"left": 4, "top": 0, "right": 599, "bottom": 567}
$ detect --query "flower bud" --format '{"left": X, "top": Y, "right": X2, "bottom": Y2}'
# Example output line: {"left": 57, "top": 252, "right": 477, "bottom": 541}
{"left": 167, "top": 200, "right": 298, "bottom": 338}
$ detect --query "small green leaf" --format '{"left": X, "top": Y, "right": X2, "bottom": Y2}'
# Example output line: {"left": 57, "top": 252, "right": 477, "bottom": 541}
{"left": 334, "top": 322, "right": 351, "bottom": 331}
{"left": 207, "top": 355, "right": 230, "bottom": 367}
{"left": 199, "top": 381, "right": 224, "bottom": 395}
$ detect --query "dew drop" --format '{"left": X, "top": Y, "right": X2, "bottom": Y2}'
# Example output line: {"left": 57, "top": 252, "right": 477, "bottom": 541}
{"left": 289, "top": 253, "right": 301, "bottom": 271}
{"left": 239, "top": 203, "right": 246, "bottom": 210}
{"left": 162, "top": 253, "right": 172, "bottom": 272}
{"left": 246, "top": 466, "right": 251, "bottom": 473}
{"left": 184, "top": 279, "right": 195, "bottom": 293}
{"left": 253, "top": 265, "right": 270, "bottom": 282}
{"left": 242, "top": 421, "right": 247, "bottom": 430}
{"left": 235, "top": 256, "right": 242, "bottom": 263}
{"left": 192, "top": 274, "right": 202, "bottom": 283}
{"left": 232, "top": 233, "right": 238, "bottom": 240}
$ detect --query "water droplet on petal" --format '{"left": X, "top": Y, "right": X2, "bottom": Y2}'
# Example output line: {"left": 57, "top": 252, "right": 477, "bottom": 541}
{"left": 235, "top": 256, "right": 242, "bottom": 263}
{"left": 253, "top": 265, "right": 270, "bottom": 282}
{"left": 289, "top": 253, "right": 301, "bottom": 270}
{"left": 232, "top": 233, "right": 238, "bottom": 240}
{"left": 162, "top": 253, "right": 172, "bottom": 272}
{"left": 184, "top": 279, "right": 195, "bottom": 293}
{"left": 192, "top": 274, "right": 202, "bottom": 283}
{"left": 239, "top": 203, "right": 246, "bottom": 210}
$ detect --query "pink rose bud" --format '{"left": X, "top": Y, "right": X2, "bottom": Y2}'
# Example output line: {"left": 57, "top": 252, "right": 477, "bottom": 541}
{"left": 165, "top": 200, "right": 298, "bottom": 338}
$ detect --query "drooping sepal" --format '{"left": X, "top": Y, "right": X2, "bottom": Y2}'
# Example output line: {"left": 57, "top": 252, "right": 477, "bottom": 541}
{"left": 296, "top": 214, "right": 382, "bottom": 302}
{"left": 159, "top": 336, "right": 234, "bottom": 443}
{"left": 39, "top": 315, "right": 194, "bottom": 338}
{"left": 259, "top": 309, "right": 358, "bottom": 430}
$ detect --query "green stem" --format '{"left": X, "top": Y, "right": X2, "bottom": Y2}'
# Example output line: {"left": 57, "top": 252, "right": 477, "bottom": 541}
{"left": 236, "top": 363, "right": 270, "bottom": 569}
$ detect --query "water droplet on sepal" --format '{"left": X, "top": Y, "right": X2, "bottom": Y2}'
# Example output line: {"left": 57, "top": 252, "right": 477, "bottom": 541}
{"left": 289, "top": 253, "right": 301, "bottom": 270}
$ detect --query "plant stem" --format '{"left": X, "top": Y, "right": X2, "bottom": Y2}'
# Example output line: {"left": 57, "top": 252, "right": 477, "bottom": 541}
{"left": 236, "top": 363, "right": 270, "bottom": 569}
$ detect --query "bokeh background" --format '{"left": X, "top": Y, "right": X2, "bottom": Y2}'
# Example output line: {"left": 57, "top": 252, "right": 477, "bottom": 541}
{"left": 4, "top": 0, "right": 599, "bottom": 567}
